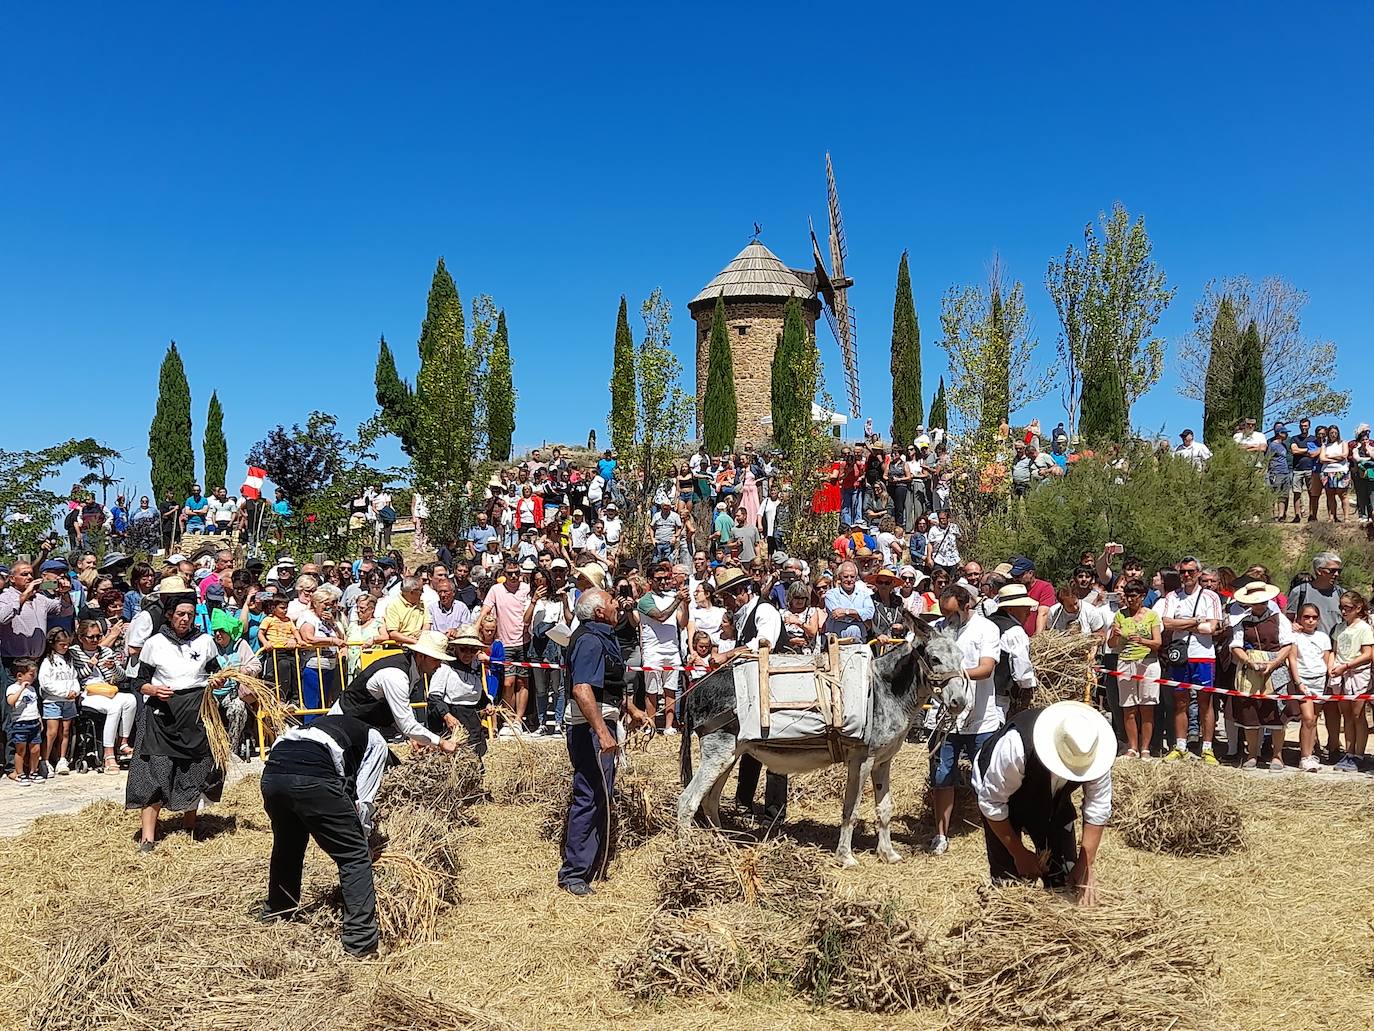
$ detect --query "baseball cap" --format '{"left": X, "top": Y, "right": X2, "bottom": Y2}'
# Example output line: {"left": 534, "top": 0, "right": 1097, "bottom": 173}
{"left": 1008, "top": 556, "right": 1036, "bottom": 578}
{"left": 39, "top": 559, "right": 68, "bottom": 573}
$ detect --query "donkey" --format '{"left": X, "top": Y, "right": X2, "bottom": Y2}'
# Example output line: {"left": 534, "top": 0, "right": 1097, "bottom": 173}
{"left": 677, "top": 627, "right": 968, "bottom": 868}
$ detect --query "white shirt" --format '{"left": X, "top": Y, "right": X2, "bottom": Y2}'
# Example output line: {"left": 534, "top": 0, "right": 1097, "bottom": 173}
{"left": 995, "top": 621, "right": 1036, "bottom": 695}
{"left": 972, "top": 730, "right": 1112, "bottom": 825}
{"left": 584, "top": 533, "right": 607, "bottom": 559}
{"left": 1228, "top": 610, "right": 1296, "bottom": 651}
{"left": 734, "top": 597, "right": 782, "bottom": 650}
{"left": 928, "top": 522, "right": 962, "bottom": 567}
{"left": 568, "top": 520, "right": 592, "bottom": 550}
{"left": 1233, "top": 431, "right": 1268, "bottom": 451}
{"left": 426, "top": 663, "right": 484, "bottom": 707}
{"left": 1154, "top": 586, "right": 1223, "bottom": 661}
{"left": 1292, "top": 630, "right": 1331, "bottom": 682}
{"left": 1043, "top": 602, "right": 1109, "bottom": 637}
{"left": 601, "top": 516, "right": 622, "bottom": 544}
{"left": 638, "top": 592, "right": 683, "bottom": 658}
{"left": 689, "top": 604, "right": 726, "bottom": 646}
{"left": 329, "top": 665, "right": 439, "bottom": 745}
{"left": 138, "top": 630, "right": 218, "bottom": 693}
{"left": 1174, "top": 441, "right": 1213, "bottom": 468}
{"left": 936, "top": 611, "right": 1002, "bottom": 734}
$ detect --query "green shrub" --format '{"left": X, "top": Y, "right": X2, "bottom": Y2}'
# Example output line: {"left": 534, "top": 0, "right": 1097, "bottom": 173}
{"left": 971, "top": 442, "right": 1283, "bottom": 583}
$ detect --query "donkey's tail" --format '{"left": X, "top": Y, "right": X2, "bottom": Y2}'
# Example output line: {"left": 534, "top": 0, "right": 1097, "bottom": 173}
{"left": 679, "top": 699, "right": 694, "bottom": 787}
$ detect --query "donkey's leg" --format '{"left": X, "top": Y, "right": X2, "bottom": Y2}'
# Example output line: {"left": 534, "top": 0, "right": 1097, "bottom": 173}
{"left": 701, "top": 754, "right": 738, "bottom": 828}
{"left": 836, "top": 756, "right": 874, "bottom": 869}
{"left": 677, "top": 730, "right": 737, "bottom": 831}
{"left": 872, "top": 758, "right": 903, "bottom": 863}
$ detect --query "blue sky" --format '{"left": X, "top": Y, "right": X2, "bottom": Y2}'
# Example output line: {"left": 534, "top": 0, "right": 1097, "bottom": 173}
{"left": 3, "top": 2, "right": 1370, "bottom": 497}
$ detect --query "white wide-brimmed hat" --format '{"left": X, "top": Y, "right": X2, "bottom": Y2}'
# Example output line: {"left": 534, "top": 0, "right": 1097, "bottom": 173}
{"left": 994, "top": 583, "right": 1037, "bottom": 609}
{"left": 406, "top": 630, "right": 454, "bottom": 663}
{"left": 1032, "top": 701, "right": 1117, "bottom": 783}
{"left": 1233, "top": 581, "right": 1280, "bottom": 606}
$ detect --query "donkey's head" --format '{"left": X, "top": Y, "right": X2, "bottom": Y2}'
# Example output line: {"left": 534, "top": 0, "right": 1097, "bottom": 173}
{"left": 871, "top": 622, "right": 966, "bottom": 713}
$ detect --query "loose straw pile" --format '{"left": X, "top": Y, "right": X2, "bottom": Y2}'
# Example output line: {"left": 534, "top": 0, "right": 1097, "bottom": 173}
{"left": 1029, "top": 629, "right": 1098, "bottom": 708}
{"left": 659, "top": 831, "right": 833, "bottom": 915}
{"left": 1112, "top": 760, "right": 1246, "bottom": 856}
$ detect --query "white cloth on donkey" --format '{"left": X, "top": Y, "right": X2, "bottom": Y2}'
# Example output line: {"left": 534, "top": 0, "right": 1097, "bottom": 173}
{"left": 735, "top": 644, "right": 874, "bottom": 743}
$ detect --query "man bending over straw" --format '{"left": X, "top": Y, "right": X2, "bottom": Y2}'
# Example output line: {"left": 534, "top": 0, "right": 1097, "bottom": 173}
{"left": 971, "top": 700, "right": 1115, "bottom": 904}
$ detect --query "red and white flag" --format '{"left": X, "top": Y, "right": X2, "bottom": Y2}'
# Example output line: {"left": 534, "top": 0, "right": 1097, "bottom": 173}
{"left": 242, "top": 466, "right": 266, "bottom": 500}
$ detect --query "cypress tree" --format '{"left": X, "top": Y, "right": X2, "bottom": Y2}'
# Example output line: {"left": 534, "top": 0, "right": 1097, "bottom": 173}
{"left": 702, "top": 294, "right": 738, "bottom": 454}
{"left": 979, "top": 285, "right": 1011, "bottom": 433}
{"left": 928, "top": 377, "right": 948, "bottom": 432}
{"left": 1231, "top": 319, "right": 1266, "bottom": 426}
{"left": 1203, "top": 296, "right": 1240, "bottom": 444}
{"left": 485, "top": 311, "right": 516, "bottom": 461}
{"left": 148, "top": 341, "right": 195, "bottom": 501}
{"left": 202, "top": 391, "right": 228, "bottom": 492}
{"left": 1078, "top": 336, "right": 1128, "bottom": 444}
{"left": 609, "top": 296, "right": 636, "bottom": 454}
{"left": 412, "top": 258, "right": 472, "bottom": 538}
{"left": 889, "top": 250, "right": 923, "bottom": 445}
{"left": 772, "top": 297, "right": 808, "bottom": 454}
{"left": 374, "top": 334, "right": 417, "bottom": 455}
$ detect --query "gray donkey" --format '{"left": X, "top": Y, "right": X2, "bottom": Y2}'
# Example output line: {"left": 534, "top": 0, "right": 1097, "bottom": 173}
{"left": 677, "top": 627, "right": 968, "bottom": 868}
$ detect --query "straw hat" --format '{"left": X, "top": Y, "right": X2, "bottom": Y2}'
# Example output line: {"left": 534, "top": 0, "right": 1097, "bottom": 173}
{"left": 406, "top": 630, "right": 454, "bottom": 663}
{"left": 574, "top": 564, "right": 607, "bottom": 589}
{"left": 451, "top": 625, "right": 484, "bottom": 648}
{"left": 155, "top": 576, "right": 194, "bottom": 597}
{"left": 713, "top": 567, "right": 755, "bottom": 594}
{"left": 1032, "top": 701, "right": 1116, "bottom": 783}
{"left": 1233, "top": 581, "right": 1280, "bottom": 606}
{"left": 994, "top": 583, "right": 1037, "bottom": 609}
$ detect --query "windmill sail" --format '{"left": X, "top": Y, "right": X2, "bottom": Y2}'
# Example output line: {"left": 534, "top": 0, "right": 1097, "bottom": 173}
{"left": 825, "top": 154, "right": 860, "bottom": 419}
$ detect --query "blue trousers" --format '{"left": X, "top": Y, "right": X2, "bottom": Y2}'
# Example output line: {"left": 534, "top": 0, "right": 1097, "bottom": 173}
{"left": 841, "top": 488, "right": 862, "bottom": 527}
{"left": 558, "top": 722, "right": 616, "bottom": 887}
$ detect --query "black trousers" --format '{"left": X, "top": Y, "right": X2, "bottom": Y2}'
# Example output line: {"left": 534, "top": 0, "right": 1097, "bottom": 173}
{"left": 260, "top": 770, "right": 378, "bottom": 955}
{"left": 734, "top": 754, "right": 788, "bottom": 818}
{"left": 981, "top": 805, "right": 1078, "bottom": 889}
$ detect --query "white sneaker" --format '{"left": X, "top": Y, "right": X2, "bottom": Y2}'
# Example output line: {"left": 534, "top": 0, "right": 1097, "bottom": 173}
{"left": 664, "top": 727, "right": 680, "bottom": 736}
{"left": 928, "top": 834, "right": 949, "bottom": 856}
{"left": 56, "top": 758, "right": 70, "bottom": 776}
{"left": 497, "top": 726, "right": 514, "bottom": 740}
{"left": 1300, "top": 756, "right": 1321, "bottom": 773}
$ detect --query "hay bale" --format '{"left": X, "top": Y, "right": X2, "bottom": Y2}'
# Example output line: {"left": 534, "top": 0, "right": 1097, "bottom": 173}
{"left": 612, "top": 904, "right": 796, "bottom": 1000}
{"left": 659, "top": 832, "right": 833, "bottom": 915}
{"left": 1112, "top": 761, "right": 1245, "bottom": 856}
{"left": 795, "top": 897, "right": 955, "bottom": 1013}
{"left": 948, "top": 885, "right": 1218, "bottom": 1031}
{"left": 377, "top": 747, "right": 485, "bottom": 825}
{"left": 1029, "top": 628, "right": 1097, "bottom": 707}
{"left": 486, "top": 739, "right": 571, "bottom": 805}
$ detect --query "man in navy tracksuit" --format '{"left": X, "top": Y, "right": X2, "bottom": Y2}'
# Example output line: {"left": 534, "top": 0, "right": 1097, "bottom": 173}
{"left": 558, "top": 587, "right": 624, "bottom": 896}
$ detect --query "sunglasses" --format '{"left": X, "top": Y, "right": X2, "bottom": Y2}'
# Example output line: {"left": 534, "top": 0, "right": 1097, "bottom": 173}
{"left": 80, "top": 633, "right": 100, "bottom": 641}
{"left": 1298, "top": 613, "right": 1320, "bottom": 620}
{"left": 1124, "top": 590, "right": 1145, "bottom": 597}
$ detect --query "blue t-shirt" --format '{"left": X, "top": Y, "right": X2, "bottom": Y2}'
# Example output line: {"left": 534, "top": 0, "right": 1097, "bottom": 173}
{"left": 1050, "top": 452, "right": 1068, "bottom": 471}
{"left": 185, "top": 495, "right": 208, "bottom": 515}
{"left": 466, "top": 525, "right": 498, "bottom": 550}
{"left": 273, "top": 500, "right": 292, "bottom": 519}
{"left": 1266, "top": 440, "right": 1292, "bottom": 476}
{"left": 597, "top": 458, "right": 617, "bottom": 482}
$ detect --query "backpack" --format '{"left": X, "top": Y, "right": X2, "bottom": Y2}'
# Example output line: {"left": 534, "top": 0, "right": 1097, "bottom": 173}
{"left": 378, "top": 505, "right": 397, "bottom": 525}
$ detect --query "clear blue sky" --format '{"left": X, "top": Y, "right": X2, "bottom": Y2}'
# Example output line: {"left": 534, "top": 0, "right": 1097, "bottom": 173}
{"left": 3, "top": 2, "right": 1370, "bottom": 497}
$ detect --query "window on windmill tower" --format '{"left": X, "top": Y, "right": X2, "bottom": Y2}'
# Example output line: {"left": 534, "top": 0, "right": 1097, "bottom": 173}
{"left": 734, "top": 324, "right": 748, "bottom": 336}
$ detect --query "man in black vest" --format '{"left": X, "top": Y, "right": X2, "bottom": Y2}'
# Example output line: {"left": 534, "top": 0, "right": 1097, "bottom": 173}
{"left": 559, "top": 587, "right": 625, "bottom": 896}
{"left": 712, "top": 567, "right": 787, "bottom": 820}
{"left": 972, "top": 700, "right": 1115, "bottom": 904}
{"left": 259, "top": 712, "right": 392, "bottom": 956}
{"left": 987, "top": 583, "right": 1038, "bottom": 713}
{"left": 330, "top": 631, "right": 461, "bottom": 752}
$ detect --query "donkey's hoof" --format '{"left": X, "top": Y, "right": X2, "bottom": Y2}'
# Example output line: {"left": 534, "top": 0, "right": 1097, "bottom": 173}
{"left": 836, "top": 851, "right": 860, "bottom": 870}
{"left": 879, "top": 847, "right": 905, "bottom": 865}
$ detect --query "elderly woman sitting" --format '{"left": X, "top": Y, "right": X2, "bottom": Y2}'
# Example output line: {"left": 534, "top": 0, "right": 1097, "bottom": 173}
{"left": 210, "top": 610, "right": 261, "bottom": 758}
{"left": 295, "top": 582, "right": 347, "bottom": 718}
{"left": 72, "top": 618, "right": 138, "bottom": 772}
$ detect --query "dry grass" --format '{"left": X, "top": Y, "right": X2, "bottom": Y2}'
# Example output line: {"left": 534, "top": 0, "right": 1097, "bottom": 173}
{"left": 377, "top": 748, "right": 485, "bottom": 826}
{"left": 4, "top": 733, "right": 1374, "bottom": 1031}
{"left": 613, "top": 904, "right": 796, "bottom": 999}
{"left": 1028, "top": 628, "right": 1097, "bottom": 707}
{"left": 1111, "top": 759, "right": 1246, "bottom": 856}
{"left": 659, "top": 831, "right": 834, "bottom": 915}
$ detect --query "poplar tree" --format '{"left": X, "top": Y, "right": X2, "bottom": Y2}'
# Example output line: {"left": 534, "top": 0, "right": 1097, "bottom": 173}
{"left": 1231, "top": 319, "right": 1266, "bottom": 425}
{"left": 148, "top": 341, "right": 195, "bottom": 500}
{"left": 609, "top": 296, "right": 636, "bottom": 454}
{"left": 374, "top": 335, "right": 417, "bottom": 455}
{"left": 701, "top": 295, "right": 737, "bottom": 453}
{"left": 889, "top": 250, "right": 923, "bottom": 444}
{"left": 1203, "top": 296, "right": 1240, "bottom": 444}
{"left": 203, "top": 391, "right": 228, "bottom": 491}
{"left": 485, "top": 311, "right": 516, "bottom": 461}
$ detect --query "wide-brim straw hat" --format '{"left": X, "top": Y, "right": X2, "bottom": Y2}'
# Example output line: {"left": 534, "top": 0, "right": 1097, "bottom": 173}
{"left": 995, "top": 583, "right": 1037, "bottom": 609}
{"left": 575, "top": 564, "right": 607, "bottom": 589}
{"left": 155, "top": 576, "right": 194, "bottom": 597}
{"left": 1233, "top": 581, "right": 1280, "bottom": 605}
{"left": 713, "top": 567, "right": 755, "bottom": 594}
{"left": 406, "top": 630, "right": 454, "bottom": 663}
{"left": 451, "top": 625, "right": 484, "bottom": 648}
{"left": 1032, "top": 701, "right": 1116, "bottom": 783}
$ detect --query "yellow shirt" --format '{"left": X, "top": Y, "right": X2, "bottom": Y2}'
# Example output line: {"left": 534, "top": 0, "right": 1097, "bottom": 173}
{"left": 384, "top": 597, "right": 429, "bottom": 638}
{"left": 258, "top": 615, "right": 296, "bottom": 649}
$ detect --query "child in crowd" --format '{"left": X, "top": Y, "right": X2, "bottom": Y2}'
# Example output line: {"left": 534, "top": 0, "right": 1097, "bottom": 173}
{"left": 1329, "top": 591, "right": 1373, "bottom": 773}
{"left": 687, "top": 630, "right": 717, "bottom": 682}
{"left": 38, "top": 628, "right": 80, "bottom": 776}
{"left": 1108, "top": 577, "right": 1162, "bottom": 759}
{"left": 257, "top": 595, "right": 302, "bottom": 702}
{"left": 5, "top": 659, "right": 42, "bottom": 783}
{"left": 1287, "top": 602, "right": 1333, "bottom": 773}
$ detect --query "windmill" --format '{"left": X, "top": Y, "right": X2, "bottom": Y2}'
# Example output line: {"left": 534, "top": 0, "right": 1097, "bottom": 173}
{"left": 809, "top": 152, "right": 860, "bottom": 419}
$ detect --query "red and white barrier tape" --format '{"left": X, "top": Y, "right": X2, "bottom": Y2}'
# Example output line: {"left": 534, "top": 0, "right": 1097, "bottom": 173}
{"left": 484, "top": 657, "right": 700, "bottom": 673}
{"left": 1093, "top": 666, "right": 1374, "bottom": 703}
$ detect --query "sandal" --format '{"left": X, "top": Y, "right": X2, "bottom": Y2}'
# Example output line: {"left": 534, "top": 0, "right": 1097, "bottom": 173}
{"left": 103, "top": 758, "right": 121, "bottom": 774}
{"left": 1124, "top": 748, "right": 1139, "bottom": 759}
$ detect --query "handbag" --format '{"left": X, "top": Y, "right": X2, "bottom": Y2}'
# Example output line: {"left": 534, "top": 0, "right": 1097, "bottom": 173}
{"left": 1162, "top": 590, "right": 1203, "bottom": 667}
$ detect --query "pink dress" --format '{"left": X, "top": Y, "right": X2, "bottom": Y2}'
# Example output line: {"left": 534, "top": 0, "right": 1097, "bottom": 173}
{"left": 740, "top": 466, "right": 761, "bottom": 530}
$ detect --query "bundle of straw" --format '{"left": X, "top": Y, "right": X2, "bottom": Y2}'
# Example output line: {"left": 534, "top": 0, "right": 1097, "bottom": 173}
{"left": 1028, "top": 628, "right": 1098, "bottom": 708}
{"left": 200, "top": 667, "right": 297, "bottom": 769}
{"left": 612, "top": 904, "right": 796, "bottom": 999}
{"left": 794, "top": 897, "right": 955, "bottom": 1013}
{"left": 947, "top": 885, "right": 1217, "bottom": 1031}
{"left": 537, "top": 765, "right": 676, "bottom": 857}
{"left": 659, "top": 832, "right": 833, "bottom": 915}
{"left": 377, "top": 748, "right": 485, "bottom": 825}
{"left": 1111, "top": 761, "right": 1245, "bottom": 856}
{"left": 486, "top": 737, "right": 572, "bottom": 806}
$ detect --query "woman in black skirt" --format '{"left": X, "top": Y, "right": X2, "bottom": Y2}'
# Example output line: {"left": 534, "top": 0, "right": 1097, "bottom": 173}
{"left": 126, "top": 596, "right": 223, "bottom": 852}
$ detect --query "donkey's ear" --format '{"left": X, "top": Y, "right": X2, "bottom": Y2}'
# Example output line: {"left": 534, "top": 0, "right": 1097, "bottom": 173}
{"left": 872, "top": 638, "right": 915, "bottom": 684}
{"left": 907, "top": 615, "right": 934, "bottom": 640}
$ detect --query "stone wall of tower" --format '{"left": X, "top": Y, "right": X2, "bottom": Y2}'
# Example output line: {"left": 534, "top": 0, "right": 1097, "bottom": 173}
{"left": 690, "top": 299, "right": 819, "bottom": 447}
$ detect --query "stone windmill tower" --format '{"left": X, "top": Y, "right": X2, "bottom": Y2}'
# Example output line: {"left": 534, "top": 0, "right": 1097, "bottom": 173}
{"left": 688, "top": 239, "right": 821, "bottom": 439}
{"left": 688, "top": 154, "right": 859, "bottom": 443}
